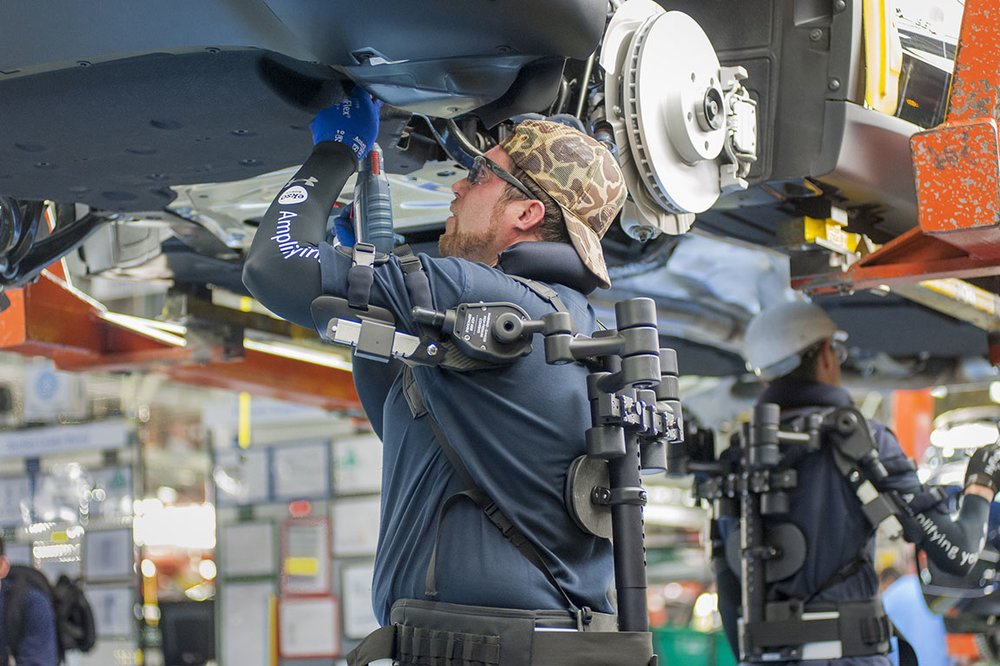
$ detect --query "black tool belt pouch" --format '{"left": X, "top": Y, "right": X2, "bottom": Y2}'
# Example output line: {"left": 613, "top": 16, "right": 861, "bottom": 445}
{"left": 347, "top": 599, "right": 655, "bottom": 666}
{"left": 836, "top": 598, "right": 891, "bottom": 657}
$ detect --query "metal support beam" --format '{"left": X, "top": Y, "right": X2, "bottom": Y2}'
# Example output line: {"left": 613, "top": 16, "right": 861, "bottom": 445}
{"left": 0, "top": 271, "right": 361, "bottom": 411}
{"left": 792, "top": 227, "right": 1000, "bottom": 294}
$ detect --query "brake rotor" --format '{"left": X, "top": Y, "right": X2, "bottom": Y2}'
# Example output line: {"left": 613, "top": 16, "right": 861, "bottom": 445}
{"left": 601, "top": 0, "right": 695, "bottom": 236}
{"left": 623, "top": 11, "right": 726, "bottom": 214}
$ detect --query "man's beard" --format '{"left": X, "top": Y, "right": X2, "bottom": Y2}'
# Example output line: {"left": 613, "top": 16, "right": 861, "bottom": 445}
{"left": 438, "top": 205, "right": 502, "bottom": 265}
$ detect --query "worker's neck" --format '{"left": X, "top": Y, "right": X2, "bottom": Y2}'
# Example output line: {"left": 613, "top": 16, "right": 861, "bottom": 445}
{"left": 815, "top": 365, "right": 841, "bottom": 387}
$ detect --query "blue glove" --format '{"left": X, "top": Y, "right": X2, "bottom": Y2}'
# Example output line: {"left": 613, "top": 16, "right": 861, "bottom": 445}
{"left": 310, "top": 85, "right": 381, "bottom": 160}
{"left": 331, "top": 204, "right": 356, "bottom": 248}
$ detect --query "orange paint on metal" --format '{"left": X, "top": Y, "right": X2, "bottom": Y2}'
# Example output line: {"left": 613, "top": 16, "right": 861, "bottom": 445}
{"left": 943, "top": 0, "right": 1000, "bottom": 124}
{"left": 1, "top": 273, "right": 168, "bottom": 365}
{"left": 909, "top": 0, "right": 1000, "bottom": 261}
{"left": 891, "top": 389, "right": 933, "bottom": 460}
{"left": 946, "top": 633, "right": 979, "bottom": 660}
{"left": 0, "top": 288, "right": 27, "bottom": 347}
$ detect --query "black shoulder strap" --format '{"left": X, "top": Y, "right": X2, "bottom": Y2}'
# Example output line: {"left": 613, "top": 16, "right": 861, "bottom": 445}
{"left": 394, "top": 244, "right": 433, "bottom": 311}
{"left": 402, "top": 366, "right": 578, "bottom": 611}
{"left": 507, "top": 275, "right": 575, "bottom": 332}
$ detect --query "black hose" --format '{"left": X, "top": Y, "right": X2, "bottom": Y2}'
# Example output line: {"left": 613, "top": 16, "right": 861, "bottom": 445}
{"left": 1, "top": 212, "right": 106, "bottom": 287}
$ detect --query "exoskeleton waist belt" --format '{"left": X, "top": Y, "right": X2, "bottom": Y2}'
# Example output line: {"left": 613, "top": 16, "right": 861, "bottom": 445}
{"left": 744, "top": 597, "right": 892, "bottom": 661}
{"left": 347, "top": 599, "right": 655, "bottom": 666}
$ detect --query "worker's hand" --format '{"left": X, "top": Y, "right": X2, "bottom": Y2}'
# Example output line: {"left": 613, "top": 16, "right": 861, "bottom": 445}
{"left": 331, "top": 204, "right": 356, "bottom": 248}
{"left": 964, "top": 442, "right": 1000, "bottom": 498}
{"left": 310, "top": 84, "right": 381, "bottom": 160}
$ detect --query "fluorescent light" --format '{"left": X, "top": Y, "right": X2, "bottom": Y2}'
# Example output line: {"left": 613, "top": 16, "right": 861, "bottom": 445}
{"left": 929, "top": 422, "right": 999, "bottom": 449}
{"left": 243, "top": 338, "right": 353, "bottom": 372}
{"left": 100, "top": 312, "right": 187, "bottom": 347}
{"left": 133, "top": 503, "right": 216, "bottom": 549}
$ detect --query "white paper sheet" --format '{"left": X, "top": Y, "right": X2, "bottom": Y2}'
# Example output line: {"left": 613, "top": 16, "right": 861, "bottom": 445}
{"left": 215, "top": 448, "right": 270, "bottom": 506}
{"left": 83, "top": 529, "right": 133, "bottom": 582}
{"left": 341, "top": 563, "right": 379, "bottom": 639}
{"left": 273, "top": 442, "right": 329, "bottom": 500}
{"left": 279, "top": 596, "right": 340, "bottom": 658}
{"left": 0, "top": 477, "right": 30, "bottom": 525}
{"left": 332, "top": 497, "right": 380, "bottom": 557}
{"left": 332, "top": 435, "right": 382, "bottom": 495}
{"left": 88, "top": 467, "right": 133, "bottom": 521}
{"left": 221, "top": 522, "right": 276, "bottom": 578}
{"left": 4, "top": 543, "right": 31, "bottom": 566}
{"left": 282, "top": 519, "right": 330, "bottom": 594}
{"left": 85, "top": 586, "right": 134, "bottom": 638}
{"left": 221, "top": 581, "right": 274, "bottom": 666}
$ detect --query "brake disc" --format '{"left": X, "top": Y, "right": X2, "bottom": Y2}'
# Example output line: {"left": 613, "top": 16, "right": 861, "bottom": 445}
{"left": 601, "top": 0, "right": 735, "bottom": 216}
{"left": 624, "top": 11, "right": 726, "bottom": 214}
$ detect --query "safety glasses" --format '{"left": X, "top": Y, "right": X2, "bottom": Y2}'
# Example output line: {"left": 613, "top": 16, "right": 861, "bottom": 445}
{"left": 467, "top": 155, "right": 536, "bottom": 200}
{"left": 831, "top": 336, "right": 849, "bottom": 364}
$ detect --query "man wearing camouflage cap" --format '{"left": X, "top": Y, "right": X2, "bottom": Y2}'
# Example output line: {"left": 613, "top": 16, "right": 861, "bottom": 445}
{"left": 441, "top": 118, "right": 626, "bottom": 287}
{"left": 244, "top": 87, "right": 628, "bottom": 642}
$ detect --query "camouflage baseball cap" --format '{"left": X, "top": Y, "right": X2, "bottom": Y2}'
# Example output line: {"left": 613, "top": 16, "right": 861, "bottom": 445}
{"left": 500, "top": 120, "right": 627, "bottom": 289}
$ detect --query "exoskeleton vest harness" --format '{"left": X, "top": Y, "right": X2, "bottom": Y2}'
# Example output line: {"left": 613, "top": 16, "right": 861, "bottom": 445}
{"left": 703, "top": 405, "right": 936, "bottom": 664}
{"left": 315, "top": 240, "right": 663, "bottom": 666}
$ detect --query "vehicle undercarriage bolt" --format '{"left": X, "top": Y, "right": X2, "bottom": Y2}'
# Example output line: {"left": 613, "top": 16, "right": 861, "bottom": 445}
{"left": 697, "top": 87, "right": 725, "bottom": 132}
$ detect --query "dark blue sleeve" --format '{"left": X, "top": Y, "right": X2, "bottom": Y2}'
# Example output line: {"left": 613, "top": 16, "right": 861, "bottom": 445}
{"left": 242, "top": 141, "right": 357, "bottom": 330}
{"left": 870, "top": 422, "right": 922, "bottom": 494}
{"left": 17, "top": 587, "right": 58, "bottom": 666}
{"left": 867, "top": 423, "right": 992, "bottom": 574}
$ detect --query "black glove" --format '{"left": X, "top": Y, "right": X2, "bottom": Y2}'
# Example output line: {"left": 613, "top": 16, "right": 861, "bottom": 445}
{"left": 964, "top": 442, "right": 1000, "bottom": 495}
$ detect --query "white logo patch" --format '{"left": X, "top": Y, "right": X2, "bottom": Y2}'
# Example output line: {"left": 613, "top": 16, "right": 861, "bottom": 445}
{"left": 278, "top": 186, "right": 309, "bottom": 205}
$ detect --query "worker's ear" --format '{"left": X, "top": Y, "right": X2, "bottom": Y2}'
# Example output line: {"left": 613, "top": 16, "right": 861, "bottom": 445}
{"left": 510, "top": 198, "right": 546, "bottom": 234}
{"left": 0, "top": 556, "right": 10, "bottom": 579}
{"left": 819, "top": 339, "right": 839, "bottom": 372}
